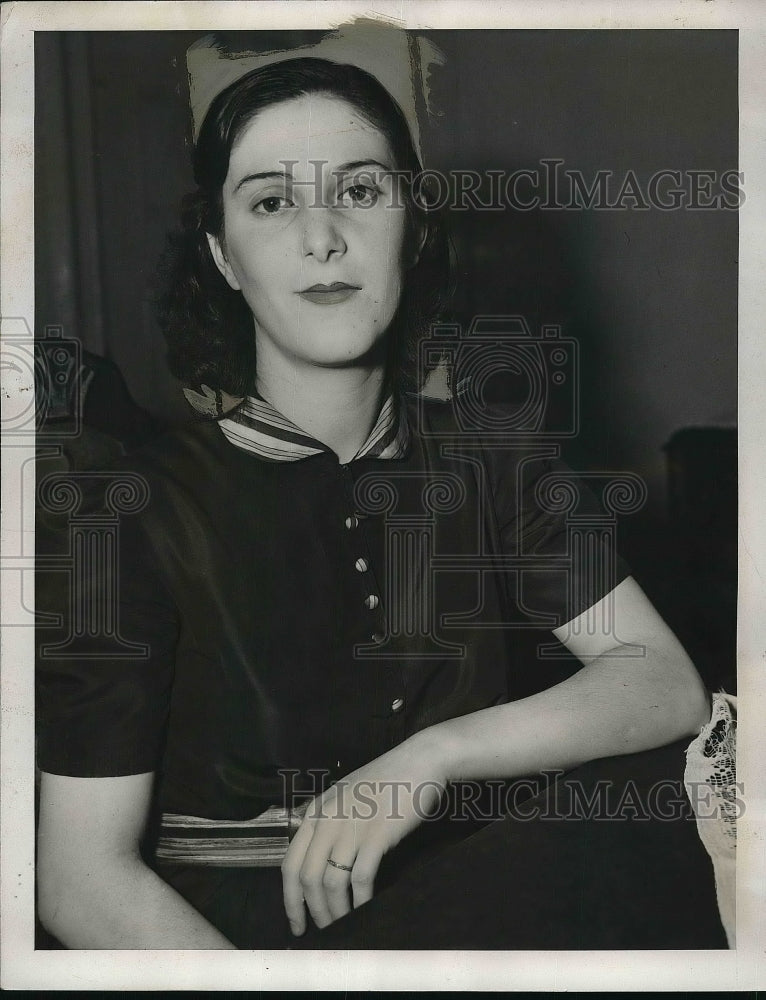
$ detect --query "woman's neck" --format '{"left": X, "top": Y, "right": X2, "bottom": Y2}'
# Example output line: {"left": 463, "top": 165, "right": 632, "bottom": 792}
{"left": 255, "top": 353, "right": 388, "bottom": 464}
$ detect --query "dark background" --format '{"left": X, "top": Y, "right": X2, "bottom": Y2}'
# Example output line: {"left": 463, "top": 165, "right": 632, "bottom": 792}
{"left": 35, "top": 29, "right": 737, "bottom": 692}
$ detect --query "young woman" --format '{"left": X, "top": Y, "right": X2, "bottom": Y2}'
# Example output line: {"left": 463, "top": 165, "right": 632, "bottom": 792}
{"left": 36, "top": 53, "right": 711, "bottom": 950}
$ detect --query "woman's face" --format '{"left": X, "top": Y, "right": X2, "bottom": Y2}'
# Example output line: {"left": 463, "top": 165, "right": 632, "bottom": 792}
{"left": 208, "top": 94, "right": 410, "bottom": 373}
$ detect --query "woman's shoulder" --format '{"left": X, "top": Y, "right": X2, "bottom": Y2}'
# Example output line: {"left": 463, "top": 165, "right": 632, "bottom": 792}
{"left": 405, "top": 392, "right": 552, "bottom": 456}
{"left": 116, "top": 419, "right": 233, "bottom": 480}
{"left": 79, "top": 421, "right": 242, "bottom": 529}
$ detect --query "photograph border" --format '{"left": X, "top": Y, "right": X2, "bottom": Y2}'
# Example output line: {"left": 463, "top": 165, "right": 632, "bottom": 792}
{"left": 2, "top": 0, "right": 764, "bottom": 990}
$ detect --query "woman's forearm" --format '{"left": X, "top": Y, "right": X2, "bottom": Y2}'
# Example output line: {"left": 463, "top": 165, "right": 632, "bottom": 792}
{"left": 415, "top": 642, "right": 711, "bottom": 784}
{"left": 39, "top": 853, "right": 236, "bottom": 950}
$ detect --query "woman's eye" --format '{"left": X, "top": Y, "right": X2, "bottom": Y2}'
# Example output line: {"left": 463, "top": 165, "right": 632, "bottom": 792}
{"left": 252, "top": 196, "right": 294, "bottom": 215}
{"left": 339, "top": 183, "right": 380, "bottom": 208}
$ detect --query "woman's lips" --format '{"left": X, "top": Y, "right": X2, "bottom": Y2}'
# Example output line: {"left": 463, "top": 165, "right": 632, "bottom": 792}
{"left": 298, "top": 283, "right": 361, "bottom": 305}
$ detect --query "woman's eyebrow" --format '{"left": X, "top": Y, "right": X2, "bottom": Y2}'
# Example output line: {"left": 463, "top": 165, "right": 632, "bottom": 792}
{"left": 233, "top": 169, "right": 288, "bottom": 193}
{"left": 232, "top": 160, "right": 392, "bottom": 194}
{"left": 334, "top": 159, "right": 392, "bottom": 174}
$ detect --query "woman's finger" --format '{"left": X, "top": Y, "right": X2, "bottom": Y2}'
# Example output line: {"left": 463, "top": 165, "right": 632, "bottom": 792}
{"left": 281, "top": 813, "right": 316, "bottom": 935}
{"left": 297, "top": 841, "right": 336, "bottom": 930}
{"left": 321, "top": 844, "right": 358, "bottom": 922}
{"left": 350, "top": 839, "right": 386, "bottom": 910}
{"left": 298, "top": 788, "right": 359, "bottom": 928}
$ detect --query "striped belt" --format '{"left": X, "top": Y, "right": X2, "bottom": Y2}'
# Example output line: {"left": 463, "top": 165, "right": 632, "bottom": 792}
{"left": 155, "top": 802, "right": 311, "bottom": 868}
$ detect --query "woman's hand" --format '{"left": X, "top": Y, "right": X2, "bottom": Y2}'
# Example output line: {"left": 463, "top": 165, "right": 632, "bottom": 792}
{"left": 281, "top": 732, "right": 447, "bottom": 935}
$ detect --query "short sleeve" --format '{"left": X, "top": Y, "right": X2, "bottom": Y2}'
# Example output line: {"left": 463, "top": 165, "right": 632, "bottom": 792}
{"left": 488, "top": 448, "right": 632, "bottom": 627}
{"left": 36, "top": 478, "right": 179, "bottom": 777}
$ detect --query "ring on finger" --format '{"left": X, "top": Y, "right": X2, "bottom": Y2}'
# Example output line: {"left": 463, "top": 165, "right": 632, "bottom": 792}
{"left": 326, "top": 858, "right": 353, "bottom": 873}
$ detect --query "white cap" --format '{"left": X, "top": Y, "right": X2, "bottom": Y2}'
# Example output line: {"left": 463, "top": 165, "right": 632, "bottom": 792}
{"left": 186, "top": 18, "right": 445, "bottom": 164}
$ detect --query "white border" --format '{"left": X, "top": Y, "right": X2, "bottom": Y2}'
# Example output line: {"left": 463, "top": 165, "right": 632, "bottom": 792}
{"left": 2, "top": 0, "right": 764, "bottom": 990}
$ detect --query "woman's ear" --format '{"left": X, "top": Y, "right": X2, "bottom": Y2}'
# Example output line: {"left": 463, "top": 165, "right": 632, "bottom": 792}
{"left": 206, "top": 232, "right": 241, "bottom": 291}
{"left": 406, "top": 220, "right": 429, "bottom": 270}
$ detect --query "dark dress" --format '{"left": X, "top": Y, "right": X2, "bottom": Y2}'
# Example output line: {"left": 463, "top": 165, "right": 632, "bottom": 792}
{"left": 36, "top": 394, "right": 632, "bottom": 948}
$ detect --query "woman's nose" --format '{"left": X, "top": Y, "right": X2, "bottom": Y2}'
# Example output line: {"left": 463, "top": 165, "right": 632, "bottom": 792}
{"left": 301, "top": 207, "right": 347, "bottom": 262}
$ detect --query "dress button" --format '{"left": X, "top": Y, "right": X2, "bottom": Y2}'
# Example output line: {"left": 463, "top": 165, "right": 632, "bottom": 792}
{"left": 345, "top": 515, "right": 359, "bottom": 530}
{"left": 391, "top": 697, "right": 405, "bottom": 713}
{"left": 355, "top": 557, "right": 368, "bottom": 573}
{"left": 364, "top": 594, "right": 380, "bottom": 610}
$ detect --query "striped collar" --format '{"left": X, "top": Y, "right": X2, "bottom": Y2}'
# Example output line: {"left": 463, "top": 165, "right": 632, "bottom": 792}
{"left": 218, "top": 391, "right": 410, "bottom": 463}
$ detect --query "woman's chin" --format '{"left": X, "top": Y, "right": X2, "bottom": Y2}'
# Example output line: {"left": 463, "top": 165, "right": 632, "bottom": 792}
{"left": 307, "top": 353, "right": 384, "bottom": 371}
{"left": 292, "top": 336, "right": 388, "bottom": 371}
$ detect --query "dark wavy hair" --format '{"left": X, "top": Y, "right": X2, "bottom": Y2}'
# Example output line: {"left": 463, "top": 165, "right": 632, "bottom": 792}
{"left": 156, "top": 56, "right": 454, "bottom": 402}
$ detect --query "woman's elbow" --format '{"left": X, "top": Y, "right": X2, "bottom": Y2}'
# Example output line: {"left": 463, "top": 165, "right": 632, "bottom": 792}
{"left": 661, "top": 655, "right": 711, "bottom": 742}
{"left": 680, "top": 670, "right": 712, "bottom": 737}
{"left": 623, "top": 650, "right": 712, "bottom": 751}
